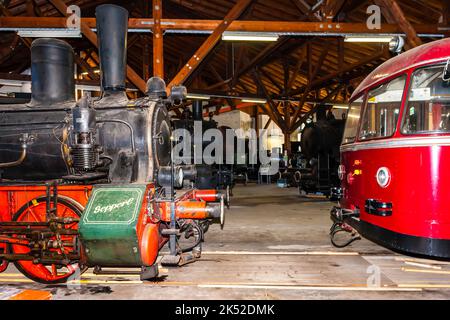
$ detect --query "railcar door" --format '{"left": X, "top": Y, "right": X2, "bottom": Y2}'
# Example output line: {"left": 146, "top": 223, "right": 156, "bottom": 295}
{"left": 340, "top": 75, "right": 407, "bottom": 232}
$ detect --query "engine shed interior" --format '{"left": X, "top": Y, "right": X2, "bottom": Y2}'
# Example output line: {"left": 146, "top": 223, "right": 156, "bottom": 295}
{"left": 0, "top": 0, "right": 450, "bottom": 305}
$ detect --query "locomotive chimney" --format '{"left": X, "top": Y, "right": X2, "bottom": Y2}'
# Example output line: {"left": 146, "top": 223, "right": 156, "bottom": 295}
{"left": 96, "top": 4, "right": 128, "bottom": 94}
{"left": 192, "top": 100, "right": 203, "bottom": 121}
{"left": 30, "top": 38, "right": 75, "bottom": 106}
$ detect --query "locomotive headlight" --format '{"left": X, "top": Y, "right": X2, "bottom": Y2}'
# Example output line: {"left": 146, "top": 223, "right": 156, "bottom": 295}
{"left": 376, "top": 167, "right": 391, "bottom": 188}
{"left": 338, "top": 165, "right": 346, "bottom": 180}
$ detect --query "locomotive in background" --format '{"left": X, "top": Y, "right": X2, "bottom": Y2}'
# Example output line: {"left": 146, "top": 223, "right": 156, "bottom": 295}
{"left": 172, "top": 100, "right": 235, "bottom": 193}
{"left": 0, "top": 4, "right": 225, "bottom": 284}
{"left": 296, "top": 106, "right": 346, "bottom": 196}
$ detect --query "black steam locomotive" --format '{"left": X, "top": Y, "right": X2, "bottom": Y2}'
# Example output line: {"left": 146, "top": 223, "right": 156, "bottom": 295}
{"left": 297, "top": 107, "right": 346, "bottom": 196}
{"left": 0, "top": 4, "right": 225, "bottom": 284}
{"left": 172, "top": 100, "right": 234, "bottom": 192}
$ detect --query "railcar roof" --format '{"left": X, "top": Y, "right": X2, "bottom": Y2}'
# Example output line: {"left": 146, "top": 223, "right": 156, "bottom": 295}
{"left": 351, "top": 38, "right": 450, "bottom": 101}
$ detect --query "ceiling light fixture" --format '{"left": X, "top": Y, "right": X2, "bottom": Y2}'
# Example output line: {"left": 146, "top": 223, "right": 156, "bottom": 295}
{"left": 241, "top": 98, "right": 267, "bottom": 104}
{"left": 344, "top": 35, "right": 393, "bottom": 43}
{"left": 222, "top": 32, "right": 279, "bottom": 42}
{"left": 17, "top": 29, "right": 81, "bottom": 38}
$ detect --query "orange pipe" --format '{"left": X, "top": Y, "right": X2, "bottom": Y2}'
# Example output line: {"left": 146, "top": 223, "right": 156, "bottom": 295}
{"left": 160, "top": 200, "right": 221, "bottom": 221}
{"left": 192, "top": 189, "right": 220, "bottom": 202}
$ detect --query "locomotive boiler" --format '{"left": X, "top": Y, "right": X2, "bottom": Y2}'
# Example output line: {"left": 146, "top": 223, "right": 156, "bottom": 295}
{"left": 0, "top": 4, "right": 225, "bottom": 283}
{"left": 298, "top": 107, "right": 345, "bottom": 196}
{"left": 330, "top": 37, "right": 450, "bottom": 259}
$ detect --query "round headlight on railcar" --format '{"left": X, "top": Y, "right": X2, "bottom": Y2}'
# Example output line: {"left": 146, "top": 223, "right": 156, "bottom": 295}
{"left": 338, "top": 165, "right": 346, "bottom": 180}
{"left": 376, "top": 167, "right": 391, "bottom": 188}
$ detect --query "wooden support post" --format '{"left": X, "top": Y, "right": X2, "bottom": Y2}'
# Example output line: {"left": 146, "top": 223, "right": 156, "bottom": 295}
{"left": 253, "top": 106, "right": 259, "bottom": 149}
{"left": 48, "top": 0, "right": 147, "bottom": 93}
{"left": 153, "top": 0, "right": 164, "bottom": 78}
{"left": 143, "top": 36, "right": 151, "bottom": 80}
{"left": 284, "top": 130, "right": 292, "bottom": 155}
{"left": 338, "top": 37, "right": 344, "bottom": 74}
{"left": 168, "top": 0, "right": 253, "bottom": 89}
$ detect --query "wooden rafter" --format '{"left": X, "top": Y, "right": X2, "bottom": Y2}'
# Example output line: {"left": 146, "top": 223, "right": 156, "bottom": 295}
{"left": 74, "top": 53, "right": 99, "bottom": 80}
{"left": 252, "top": 70, "right": 286, "bottom": 130}
{"left": 444, "top": 0, "right": 450, "bottom": 25}
{"left": 376, "top": 0, "right": 423, "bottom": 48}
{"left": 167, "top": 0, "right": 253, "bottom": 88}
{"left": 287, "top": 45, "right": 307, "bottom": 94}
{"left": 291, "top": 41, "right": 331, "bottom": 126}
{"left": 322, "top": 0, "right": 346, "bottom": 21}
{"left": 290, "top": 49, "right": 389, "bottom": 96}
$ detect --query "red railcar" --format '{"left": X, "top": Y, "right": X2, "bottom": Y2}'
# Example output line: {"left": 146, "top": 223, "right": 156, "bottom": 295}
{"left": 331, "top": 38, "right": 450, "bottom": 259}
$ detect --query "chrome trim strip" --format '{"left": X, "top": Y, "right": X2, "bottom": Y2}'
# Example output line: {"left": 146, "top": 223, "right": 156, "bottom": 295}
{"left": 341, "top": 136, "right": 450, "bottom": 152}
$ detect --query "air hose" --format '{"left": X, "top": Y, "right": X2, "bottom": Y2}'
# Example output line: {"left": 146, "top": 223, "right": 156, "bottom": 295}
{"left": 180, "top": 222, "right": 204, "bottom": 253}
{"left": 330, "top": 222, "right": 361, "bottom": 248}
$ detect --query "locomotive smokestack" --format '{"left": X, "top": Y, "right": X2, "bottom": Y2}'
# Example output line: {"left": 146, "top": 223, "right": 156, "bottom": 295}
{"left": 30, "top": 38, "right": 75, "bottom": 105}
{"left": 192, "top": 100, "right": 203, "bottom": 121}
{"left": 96, "top": 4, "right": 128, "bottom": 93}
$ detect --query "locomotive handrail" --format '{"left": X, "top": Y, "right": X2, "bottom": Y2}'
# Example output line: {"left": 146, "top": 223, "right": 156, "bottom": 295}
{"left": 0, "top": 147, "right": 26, "bottom": 168}
{"left": 0, "top": 133, "right": 33, "bottom": 168}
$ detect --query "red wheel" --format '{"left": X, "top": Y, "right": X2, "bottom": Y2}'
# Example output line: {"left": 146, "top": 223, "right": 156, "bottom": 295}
{"left": 0, "top": 245, "right": 9, "bottom": 273}
{"left": 11, "top": 196, "right": 86, "bottom": 284}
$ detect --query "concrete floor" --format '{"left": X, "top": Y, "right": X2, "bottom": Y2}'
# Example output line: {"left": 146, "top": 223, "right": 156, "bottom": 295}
{"left": 2, "top": 184, "right": 450, "bottom": 300}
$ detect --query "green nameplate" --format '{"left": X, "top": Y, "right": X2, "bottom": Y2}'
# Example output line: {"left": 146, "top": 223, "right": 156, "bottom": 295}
{"left": 79, "top": 185, "right": 147, "bottom": 267}
{"left": 82, "top": 186, "right": 145, "bottom": 225}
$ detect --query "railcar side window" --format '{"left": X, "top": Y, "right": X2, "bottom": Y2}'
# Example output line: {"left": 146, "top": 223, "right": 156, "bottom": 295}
{"left": 402, "top": 65, "right": 450, "bottom": 134}
{"left": 342, "top": 97, "right": 363, "bottom": 144}
{"left": 359, "top": 76, "right": 406, "bottom": 141}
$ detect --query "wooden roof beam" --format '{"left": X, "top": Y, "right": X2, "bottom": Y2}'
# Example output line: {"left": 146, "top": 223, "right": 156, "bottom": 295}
{"left": 167, "top": 0, "right": 253, "bottom": 89}
{"left": 0, "top": 18, "right": 444, "bottom": 35}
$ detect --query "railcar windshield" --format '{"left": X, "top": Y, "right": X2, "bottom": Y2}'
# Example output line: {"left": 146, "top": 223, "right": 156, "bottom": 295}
{"left": 359, "top": 75, "right": 406, "bottom": 141}
{"left": 342, "top": 96, "right": 364, "bottom": 144}
{"left": 402, "top": 64, "right": 450, "bottom": 134}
